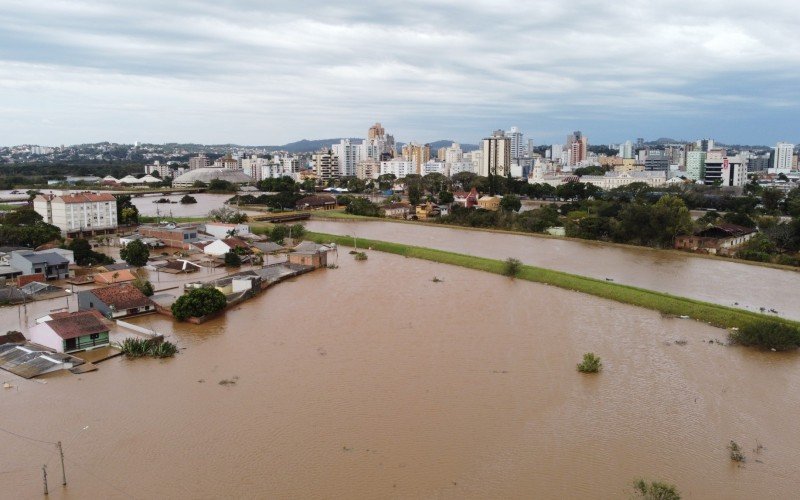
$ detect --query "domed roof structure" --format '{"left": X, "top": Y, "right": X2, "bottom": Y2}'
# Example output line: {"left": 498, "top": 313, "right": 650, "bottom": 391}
{"left": 172, "top": 167, "right": 253, "bottom": 188}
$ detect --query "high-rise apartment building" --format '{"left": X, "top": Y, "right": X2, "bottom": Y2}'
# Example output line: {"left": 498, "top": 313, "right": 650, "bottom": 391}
{"left": 772, "top": 142, "right": 795, "bottom": 174}
{"left": 566, "top": 131, "right": 588, "bottom": 167}
{"left": 644, "top": 150, "right": 669, "bottom": 171}
{"left": 507, "top": 126, "right": 524, "bottom": 161}
{"left": 480, "top": 130, "right": 512, "bottom": 177}
{"left": 619, "top": 140, "right": 634, "bottom": 159}
{"left": 402, "top": 143, "right": 431, "bottom": 175}
{"left": 189, "top": 154, "right": 210, "bottom": 170}
{"left": 332, "top": 139, "right": 362, "bottom": 177}
{"left": 368, "top": 122, "right": 385, "bottom": 140}
{"left": 444, "top": 143, "right": 463, "bottom": 164}
{"left": 685, "top": 151, "right": 706, "bottom": 180}
{"left": 313, "top": 151, "right": 339, "bottom": 180}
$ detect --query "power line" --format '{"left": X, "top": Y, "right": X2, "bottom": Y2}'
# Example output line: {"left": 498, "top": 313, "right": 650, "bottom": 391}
{"left": 0, "top": 426, "right": 57, "bottom": 445}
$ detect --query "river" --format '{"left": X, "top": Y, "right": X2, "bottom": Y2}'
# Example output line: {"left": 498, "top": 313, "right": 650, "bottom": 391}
{"left": 3, "top": 250, "right": 799, "bottom": 498}
{"left": 129, "top": 193, "right": 240, "bottom": 217}
{"left": 306, "top": 220, "right": 800, "bottom": 321}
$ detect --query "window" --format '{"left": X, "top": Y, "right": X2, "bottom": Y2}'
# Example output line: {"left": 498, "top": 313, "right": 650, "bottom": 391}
{"left": 90, "top": 333, "right": 100, "bottom": 340}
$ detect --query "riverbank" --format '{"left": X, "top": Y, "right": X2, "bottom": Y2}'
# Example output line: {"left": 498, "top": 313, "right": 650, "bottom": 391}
{"left": 307, "top": 230, "right": 800, "bottom": 332}
{"left": 310, "top": 210, "right": 800, "bottom": 273}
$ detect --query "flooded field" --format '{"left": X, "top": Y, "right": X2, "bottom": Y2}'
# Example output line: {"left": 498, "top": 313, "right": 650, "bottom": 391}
{"left": 307, "top": 220, "right": 800, "bottom": 321}
{"left": 129, "top": 192, "right": 241, "bottom": 217}
{"left": 3, "top": 250, "right": 800, "bottom": 499}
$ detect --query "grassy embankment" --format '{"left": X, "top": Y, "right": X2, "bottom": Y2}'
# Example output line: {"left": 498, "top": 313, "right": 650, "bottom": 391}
{"left": 306, "top": 230, "right": 800, "bottom": 332}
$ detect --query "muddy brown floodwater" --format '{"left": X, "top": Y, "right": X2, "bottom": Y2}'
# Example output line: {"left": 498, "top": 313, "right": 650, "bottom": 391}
{"left": 2, "top": 250, "right": 800, "bottom": 499}
{"left": 306, "top": 220, "right": 800, "bottom": 321}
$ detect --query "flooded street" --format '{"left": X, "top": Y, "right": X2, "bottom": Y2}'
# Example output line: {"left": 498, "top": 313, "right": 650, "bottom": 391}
{"left": 307, "top": 220, "right": 800, "bottom": 321}
{"left": 3, "top": 250, "right": 800, "bottom": 499}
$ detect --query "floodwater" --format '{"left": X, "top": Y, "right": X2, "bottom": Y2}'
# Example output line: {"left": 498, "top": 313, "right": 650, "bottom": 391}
{"left": 3, "top": 250, "right": 800, "bottom": 499}
{"left": 129, "top": 192, "right": 240, "bottom": 217}
{"left": 307, "top": 220, "right": 800, "bottom": 321}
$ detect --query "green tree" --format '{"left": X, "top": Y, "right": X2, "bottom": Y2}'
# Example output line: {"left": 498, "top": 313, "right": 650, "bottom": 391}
{"left": 224, "top": 251, "right": 242, "bottom": 267}
{"left": 500, "top": 194, "right": 522, "bottom": 212}
{"left": 438, "top": 190, "right": 454, "bottom": 204}
{"left": 577, "top": 353, "right": 602, "bottom": 373}
{"left": 115, "top": 195, "right": 139, "bottom": 224}
{"left": 67, "top": 238, "right": 114, "bottom": 266}
{"left": 408, "top": 183, "right": 422, "bottom": 205}
{"left": 180, "top": 194, "right": 197, "bottom": 204}
{"left": 762, "top": 188, "right": 784, "bottom": 212}
{"left": 131, "top": 277, "right": 155, "bottom": 297}
{"left": 2, "top": 208, "right": 42, "bottom": 226}
{"left": 346, "top": 198, "right": 381, "bottom": 217}
{"left": 269, "top": 225, "right": 287, "bottom": 244}
{"left": 171, "top": 288, "right": 227, "bottom": 321}
{"left": 120, "top": 239, "right": 150, "bottom": 267}
{"left": 208, "top": 179, "right": 236, "bottom": 193}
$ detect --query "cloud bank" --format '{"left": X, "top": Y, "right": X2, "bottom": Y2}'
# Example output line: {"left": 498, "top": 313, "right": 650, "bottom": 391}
{"left": 1, "top": 0, "right": 798, "bottom": 145}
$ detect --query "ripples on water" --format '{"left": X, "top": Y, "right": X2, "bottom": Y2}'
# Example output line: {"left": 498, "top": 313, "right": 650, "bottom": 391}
{"left": 2, "top": 251, "right": 799, "bottom": 499}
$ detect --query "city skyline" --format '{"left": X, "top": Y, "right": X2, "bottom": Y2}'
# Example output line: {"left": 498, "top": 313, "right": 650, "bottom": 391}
{"left": 1, "top": 1, "right": 799, "bottom": 146}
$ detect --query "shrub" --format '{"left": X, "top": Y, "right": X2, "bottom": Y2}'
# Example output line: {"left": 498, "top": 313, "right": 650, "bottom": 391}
{"left": 180, "top": 195, "right": 197, "bottom": 204}
{"left": 119, "top": 338, "right": 178, "bottom": 358}
{"left": 729, "top": 321, "right": 800, "bottom": 351}
{"left": 728, "top": 440, "right": 745, "bottom": 462}
{"left": 577, "top": 352, "right": 602, "bottom": 373}
{"left": 172, "top": 288, "right": 227, "bottom": 321}
{"left": 353, "top": 251, "right": 368, "bottom": 261}
{"left": 503, "top": 257, "right": 522, "bottom": 277}
{"left": 632, "top": 479, "right": 681, "bottom": 500}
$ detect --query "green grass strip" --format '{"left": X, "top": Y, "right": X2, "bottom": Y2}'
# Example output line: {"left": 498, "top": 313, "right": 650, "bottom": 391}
{"left": 307, "top": 230, "right": 800, "bottom": 331}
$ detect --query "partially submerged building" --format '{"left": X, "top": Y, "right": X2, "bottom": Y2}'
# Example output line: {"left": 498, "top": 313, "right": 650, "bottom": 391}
{"left": 78, "top": 284, "right": 156, "bottom": 319}
{"left": 29, "top": 310, "right": 110, "bottom": 353}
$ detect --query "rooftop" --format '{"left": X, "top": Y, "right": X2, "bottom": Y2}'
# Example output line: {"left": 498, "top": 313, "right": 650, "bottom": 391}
{"left": 85, "top": 284, "right": 154, "bottom": 310}
{"left": 45, "top": 310, "right": 109, "bottom": 340}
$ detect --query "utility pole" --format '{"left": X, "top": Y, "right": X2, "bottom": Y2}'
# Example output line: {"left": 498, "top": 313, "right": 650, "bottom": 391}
{"left": 57, "top": 441, "right": 66, "bottom": 486}
{"left": 42, "top": 465, "right": 48, "bottom": 495}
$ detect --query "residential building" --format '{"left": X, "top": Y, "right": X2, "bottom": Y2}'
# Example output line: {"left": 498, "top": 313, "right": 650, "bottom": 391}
{"left": 203, "top": 222, "right": 250, "bottom": 239}
{"left": 213, "top": 154, "right": 240, "bottom": 169}
{"left": 356, "top": 159, "right": 379, "bottom": 180}
{"left": 480, "top": 130, "right": 512, "bottom": 177}
{"left": 477, "top": 195, "right": 501, "bottom": 211}
{"left": 199, "top": 237, "right": 250, "bottom": 257}
{"left": 747, "top": 155, "right": 770, "bottom": 173}
{"left": 29, "top": 310, "right": 109, "bottom": 353}
{"left": 674, "top": 224, "right": 756, "bottom": 255}
{"left": 287, "top": 241, "right": 331, "bottom": 268}
{"left": 771, "top": 142, "right": 795, "bottom": 174}
{"left": 401, "top": 143, "right": 431, "bottom": 175}
{"left": 380, "top": 159, "right": 416, "bottom": 178}
{"left": 313, "top": 151, "right": 339, "bottom": 180}
{"left": 332, "top": 139, "right": 362, "bottom": 177}
{"left": 507, "top": 126, "right": 525, "bottom": 161}
{"left": 139, "top": 225, "right": 199, "bottom": 250}
{"left": 295, "top": 195, "right": 337, "bottom": 211}
{"left": 685, "top": 151, "right": 707, "bottom": 180}
{"left": 566, "top": 131, "right": 588, "bottom": 167}
{"left": 422, "top": 160, "right": 446, "bottom": 175}
{"left": 619, "top": 140, "right": 634, "bottom": 159}
{"left": 367, "top": 122, "right": 385, "bottom": 140}
{"left": 453, "top": 187, "right": 479, "bottom": 208}
{"left": 704, "top": 151, "right": 746, "bottom": 186}
{"left": 444, "top": 143, "right": 463, "bottom": 164}
{"left": 9, "top": 250, "right": 70, "bottom": 280}
{"left": 380, "top": 202, "right": 411, "bottom": 219}
{"left": 448, "top": 161, "right": 475, "bottom": 176}
{"left": 78, "top": 284, "right": 156, "bottom": 319}
{"left": 144, "top": 161, "right": 171, "bottom": 178}
{"left": 241, "top": 155, "right": 268, "bottom": 181}
{"left": 189, "top": 154, "right": 210, "bottom": 170}
{"left": 33, "top": 192, "right": 118, "bottom": 237}
{"left": 93, "top": 269, "right": 137, "bottom": 285}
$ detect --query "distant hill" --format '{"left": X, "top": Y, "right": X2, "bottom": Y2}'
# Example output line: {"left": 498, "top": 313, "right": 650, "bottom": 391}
{"left": 268, "top": 138, "right": 479, "bottom": 153}
{"left": 265, "top": 138, "right": 360, "bottom": 153}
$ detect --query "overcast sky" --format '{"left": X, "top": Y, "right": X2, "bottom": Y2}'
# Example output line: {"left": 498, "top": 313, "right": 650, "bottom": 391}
{"left": 1, "top": 0, "right": 798, "bottom": 147}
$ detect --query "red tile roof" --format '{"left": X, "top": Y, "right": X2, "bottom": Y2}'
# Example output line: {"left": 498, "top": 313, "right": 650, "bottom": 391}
{"left": 93, "top": 269, "right": 137, "bottom": 284}
{"left": 88, "top": 284, "right": 154, "bottom": 310}
{"left": 45, "top": 311, "right": 109, "bottom": 340}
{"left": 57, "top": 193, "right": 117, "bottom": 204}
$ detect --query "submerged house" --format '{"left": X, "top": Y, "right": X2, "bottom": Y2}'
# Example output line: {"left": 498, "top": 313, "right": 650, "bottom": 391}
{"left": 674, "top": 224, "right": 757, "bottom": 255}
{"left": 78, "top": 284, "right": 156, "bottom": 319}
{"left": 29, "top": 310, "right": 109, "bottom": 353}
{"left": 288, "top": 241, "right": 331, "bottom": 268}
{"left": 8, "top": 250, "right": 70, "bottom": 280}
